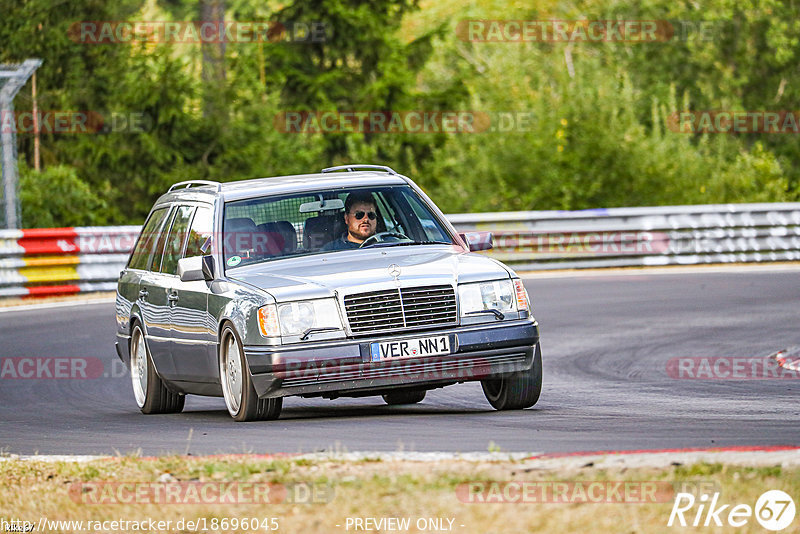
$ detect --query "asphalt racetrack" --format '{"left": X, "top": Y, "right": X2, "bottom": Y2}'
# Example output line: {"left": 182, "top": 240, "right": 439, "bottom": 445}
{"left": 1, "top": 266, "right": 798, "bottom": 456}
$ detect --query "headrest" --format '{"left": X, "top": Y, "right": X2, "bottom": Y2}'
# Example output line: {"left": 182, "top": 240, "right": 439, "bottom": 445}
{"left": 225, "top": 217, "right": 257, "bottom": 232}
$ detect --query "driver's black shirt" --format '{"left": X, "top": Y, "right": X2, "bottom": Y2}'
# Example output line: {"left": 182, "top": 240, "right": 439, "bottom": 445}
{"left": 320, "top": 234, "right": 362, "bottom": 251}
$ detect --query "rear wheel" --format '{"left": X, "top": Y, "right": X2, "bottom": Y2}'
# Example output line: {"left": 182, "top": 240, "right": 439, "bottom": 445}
{"left": 481, "top": 342, "right": 542, "bottom": 410}
{"left": 219, "top": 324, "right": 282, "bottom": 422}
{"left": 129, "top": 323, "right": 184, "bottom": 414}
{"left": 382, "top": 389, "right": 426, "bottom": 405}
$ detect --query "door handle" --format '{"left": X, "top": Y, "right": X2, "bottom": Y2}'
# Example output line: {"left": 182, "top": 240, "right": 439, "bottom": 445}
{"left": 138, "top": 289, "right": 148, "bottom": 300}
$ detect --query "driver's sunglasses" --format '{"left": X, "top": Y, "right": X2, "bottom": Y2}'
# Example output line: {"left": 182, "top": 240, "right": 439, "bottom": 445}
{"left": 352, "top": 210, "right": 377, "bottom": 221}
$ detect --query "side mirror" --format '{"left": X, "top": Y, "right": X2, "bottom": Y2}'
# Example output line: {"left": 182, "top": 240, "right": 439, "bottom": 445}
{"left": 201, "top": 255, "right": 216, "bottom": 281}
{"left": 178, "top": 256, "right": 215, "bottom": 282}
{"left": 459, "top": 231, "right": 494, "bottom": 252}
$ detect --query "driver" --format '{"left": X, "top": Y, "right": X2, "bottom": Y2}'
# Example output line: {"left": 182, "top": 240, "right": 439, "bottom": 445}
{"left": 321, "top": 192, "right": 378, "bottom": 251}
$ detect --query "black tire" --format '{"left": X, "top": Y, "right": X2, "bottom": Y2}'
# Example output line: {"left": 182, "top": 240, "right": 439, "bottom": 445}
{"left": 219, "top": 324, "right": 282, "bottom": 422}
{"left": 129, "top": 323, "right": 185, "bottom": 414}
{"left": 481, "top": 342, "right": 542, "bottom": 410}
{"left": 382, "top": 389, "right": 427, "bottom": 405}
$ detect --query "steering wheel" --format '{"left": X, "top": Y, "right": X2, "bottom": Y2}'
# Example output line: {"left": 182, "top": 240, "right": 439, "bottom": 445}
{"left": 359, "top": 231, "right": 411, "bottom": 248}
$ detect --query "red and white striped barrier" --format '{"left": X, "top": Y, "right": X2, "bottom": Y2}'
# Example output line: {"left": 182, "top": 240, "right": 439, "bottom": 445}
{"left": 0, "top": 226, "right": 140, "bottom": 298}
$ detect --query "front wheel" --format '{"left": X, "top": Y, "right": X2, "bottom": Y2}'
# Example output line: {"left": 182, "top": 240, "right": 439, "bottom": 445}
{"left": 481, "top": 342, "right": 542, "bottom": 410}
{"left": 219, "top": 324, "right": 282, "bottom": 422}
{"left": 129, "top": 323, "right": 184, "bottom": 414}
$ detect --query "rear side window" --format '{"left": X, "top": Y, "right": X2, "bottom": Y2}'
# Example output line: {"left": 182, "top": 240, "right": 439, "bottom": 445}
{"left": 185, "top": 206, "right": 214, "bottom": 258}
{"left": 149, "top": 209, "right": 177, "bottom": 272}
{"left": 160, "top": 205, "right": 196, "bottom": 274}
{"left": 128, "top": 207, "right": 169, "bottom": 270}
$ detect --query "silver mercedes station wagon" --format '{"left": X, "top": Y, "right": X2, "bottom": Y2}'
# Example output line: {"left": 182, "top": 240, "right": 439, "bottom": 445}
{"left": 115, "top": 164, "right": 541, "bottom": 421}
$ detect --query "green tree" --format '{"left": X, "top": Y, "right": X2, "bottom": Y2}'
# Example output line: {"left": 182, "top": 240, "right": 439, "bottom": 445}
{"left": 19, "top": 163, "right": 109, "bottom": 228}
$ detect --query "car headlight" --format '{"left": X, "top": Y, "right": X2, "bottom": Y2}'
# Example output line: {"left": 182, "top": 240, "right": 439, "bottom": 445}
{"left": 258, "top": 299, "right": 343, "bottom": 338}
{"left": 278, "top": 301, "right": 315, "bottom": 335}
{"left": 458, "top": 280, "right": 515, "bottom": 316}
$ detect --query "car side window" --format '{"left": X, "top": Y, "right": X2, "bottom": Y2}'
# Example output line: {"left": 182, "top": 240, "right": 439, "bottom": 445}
{"left": 161, "top": 205, "right": 196, "bottom": 274}
{"left": 184, "top": 206, "right": 213, "bottom": 258}
{"left": 149, "top": 208, "right": 177, "bottom": 272}
{"left": 128, "top": 207, "right": 169, "bottom": 271}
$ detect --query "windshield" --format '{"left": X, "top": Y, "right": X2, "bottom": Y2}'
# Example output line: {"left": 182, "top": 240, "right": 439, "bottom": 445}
{"left": 222, "top": 185, "right": 454, "bottom": 268}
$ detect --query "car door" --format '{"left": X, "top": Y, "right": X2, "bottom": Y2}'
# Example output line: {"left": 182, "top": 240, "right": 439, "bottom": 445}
{"left": 119, "top": 206, "right": 170, "bottom": 336}
{"left": 139, "top": 206, "right": 178, "bottom": 378}
{"left": 164, "top": 204, "right": 217, "bottom": 382}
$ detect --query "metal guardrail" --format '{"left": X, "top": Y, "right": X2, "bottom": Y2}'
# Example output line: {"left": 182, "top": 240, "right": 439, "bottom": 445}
{"left": 1, "top": 203, "right": 798, "bottom": 297}
{"left": 450, "top": 202, "right": 800, "bottom": 270}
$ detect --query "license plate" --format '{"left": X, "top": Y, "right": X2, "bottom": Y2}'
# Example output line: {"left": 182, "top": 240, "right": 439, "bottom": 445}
{"left": 370, "top": 335, "right": 451, "bottom": 362}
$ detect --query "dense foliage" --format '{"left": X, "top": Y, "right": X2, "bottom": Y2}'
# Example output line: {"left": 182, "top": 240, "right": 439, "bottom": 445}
{"left": 1, "top": 0, "right": 797, "bottom": 227}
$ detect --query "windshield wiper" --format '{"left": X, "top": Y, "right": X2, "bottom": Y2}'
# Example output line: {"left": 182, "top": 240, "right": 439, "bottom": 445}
{"left": 300, "top": 327, "right": 340, "bottom": 341}
{"left": 465, "top": 309, "right": 505, "bottom": 320}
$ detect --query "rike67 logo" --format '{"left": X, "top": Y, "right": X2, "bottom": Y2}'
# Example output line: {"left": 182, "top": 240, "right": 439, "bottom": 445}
{"left": 668, "top": 490, "right": 796, "bottom": 531}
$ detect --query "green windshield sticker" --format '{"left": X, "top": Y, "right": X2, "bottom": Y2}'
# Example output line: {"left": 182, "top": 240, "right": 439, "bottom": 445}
{"left": 227, "top": 255, "right": 242, "bottom": 267}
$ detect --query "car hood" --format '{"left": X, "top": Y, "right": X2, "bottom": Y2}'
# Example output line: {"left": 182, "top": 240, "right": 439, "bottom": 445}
{"left": 226, "top": 245, "right": 511, "bottom": 302}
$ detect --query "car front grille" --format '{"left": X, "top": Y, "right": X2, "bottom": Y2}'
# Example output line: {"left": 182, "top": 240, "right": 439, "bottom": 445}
{"left": 344, "top": 285, "right": 458, "bottom": 336}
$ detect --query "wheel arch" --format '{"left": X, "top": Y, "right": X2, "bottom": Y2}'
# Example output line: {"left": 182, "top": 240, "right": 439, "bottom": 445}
{"left": 128, "top": 304, "right": 147, "bottom": 336}
{"left": 217, "top": 318, "right": 239, "bottom": 364}
{"left": 217, "top": 317, "right": 254, "bottom": 374}
{"left": 128, "top": 316, "right": 171, "bottom": 383}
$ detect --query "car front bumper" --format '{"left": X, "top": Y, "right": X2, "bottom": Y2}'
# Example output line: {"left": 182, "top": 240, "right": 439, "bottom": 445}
{"left": 244, "top": 320, "right": 539, "bottom": 398}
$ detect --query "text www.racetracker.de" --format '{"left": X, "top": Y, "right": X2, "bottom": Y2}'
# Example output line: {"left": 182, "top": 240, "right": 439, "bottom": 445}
{"left": 1, "top": 516, "right": 280, "bottom": 532}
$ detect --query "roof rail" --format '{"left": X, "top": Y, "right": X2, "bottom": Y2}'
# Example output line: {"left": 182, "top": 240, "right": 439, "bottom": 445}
{"left": 168, "top": 180, "right": 222, "bottom": 192}
{"left": 321, "top": 164, "right": 398, "bottom": 175}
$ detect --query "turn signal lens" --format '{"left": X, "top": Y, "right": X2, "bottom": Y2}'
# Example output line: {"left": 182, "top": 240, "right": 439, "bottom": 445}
{"left": 513, "top": 279, "right": 530, "bottom": 312}
{"left": 257, "top": 304, "right": 280, "bottom": 337}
